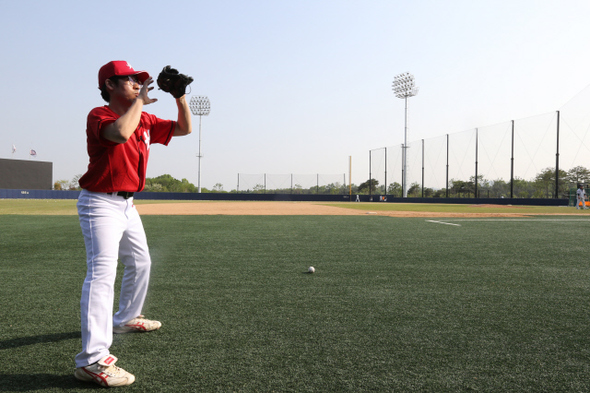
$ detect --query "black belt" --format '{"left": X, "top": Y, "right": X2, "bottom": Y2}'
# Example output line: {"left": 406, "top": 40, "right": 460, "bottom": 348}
{"left": 108, "top": 191, "right": 135, "bottom": 199}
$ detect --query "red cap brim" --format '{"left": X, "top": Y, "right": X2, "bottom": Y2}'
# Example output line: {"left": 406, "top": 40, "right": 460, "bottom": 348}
{"left": 98, "top": 61, "right": 150, "bottom": 88}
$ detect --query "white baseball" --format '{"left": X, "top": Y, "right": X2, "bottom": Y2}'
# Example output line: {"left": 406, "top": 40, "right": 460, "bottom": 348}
{"left": 308, "top": 266, "right": 315, "bottom": 273}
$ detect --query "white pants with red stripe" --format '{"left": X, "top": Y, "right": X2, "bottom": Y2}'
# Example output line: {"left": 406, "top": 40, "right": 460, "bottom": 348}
{"left": 75, "top": 189, "right": 152, "bottom": 368}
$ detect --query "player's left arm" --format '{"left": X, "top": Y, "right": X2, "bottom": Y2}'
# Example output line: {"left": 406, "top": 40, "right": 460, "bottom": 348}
{"left": 173, "top": 96, "right": 192, "bottom": 136}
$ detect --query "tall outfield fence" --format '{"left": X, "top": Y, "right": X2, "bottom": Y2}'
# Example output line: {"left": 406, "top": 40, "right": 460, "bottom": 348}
{"left": 236, "top": 173, "right": 348, "bottom": 194}
{"left": 371, "top": 84, "right": 590, "bottom": 197}
{"left": 0, "top": 189, "right": 568, "bottom": 205}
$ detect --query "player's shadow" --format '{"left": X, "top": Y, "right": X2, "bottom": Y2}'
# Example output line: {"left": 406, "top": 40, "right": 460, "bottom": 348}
{"left": 0, "top": 374, "right": 94, "bottom": 391}
{"left": 0, "top": 332, "right": 85, "bottom": 391}
{"left": 0, "top": 331, "right": 79, "bottom": 350}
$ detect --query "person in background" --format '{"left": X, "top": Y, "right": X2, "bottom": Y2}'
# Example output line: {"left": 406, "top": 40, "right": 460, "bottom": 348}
{"left": 576, "top": 184, "right": 587, "bottom": 210}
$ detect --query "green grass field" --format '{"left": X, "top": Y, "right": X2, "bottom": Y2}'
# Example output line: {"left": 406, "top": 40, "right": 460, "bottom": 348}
{"left": 2, "top": 201, "right": 590, "bottom": 392}
{"left": 326, "top": 202, "right": 575, "bottom": 215}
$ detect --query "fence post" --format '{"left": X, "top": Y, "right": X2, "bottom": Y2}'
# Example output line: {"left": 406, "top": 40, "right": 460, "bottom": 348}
{"left": 421, "top": 139, "right": 425, "bottom": 197}
{"left": 555, "top": 110, "right": 560, "bottom": 199}
{"left": 446, "top": 134, "right": 449, "bottom": 198}
{"left": 369, "top": 150, "right": 372, "bottom": 198}
{"left": 475, "top": 128, "right": 478, "bottom": 198}
{"left": 384, "top": 147, "right": 388, "bottom": 196}
{"left": 349, "top": 156, "right": 352, "bottom": 199}
{"left": 510, "top": 120, "right": 514, "bottom": 198}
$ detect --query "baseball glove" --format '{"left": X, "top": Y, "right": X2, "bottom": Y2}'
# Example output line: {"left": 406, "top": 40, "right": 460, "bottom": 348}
{"left": 157, "top": 66, "right": 194, "bottom": 99}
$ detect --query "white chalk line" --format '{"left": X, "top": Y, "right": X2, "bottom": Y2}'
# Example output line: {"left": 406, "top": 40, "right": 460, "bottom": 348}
{"left": 444, "top": 218, "right": 590, "bottom": 223}
{"left": 425, "top": 220, "right": 462, "bottom": 226}
{"left": 425, "top": 218, "right": 590, "bottom": 226}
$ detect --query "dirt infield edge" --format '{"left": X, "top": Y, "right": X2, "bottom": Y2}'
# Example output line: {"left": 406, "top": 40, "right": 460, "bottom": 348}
{"left": 134, "top": 201, "right": 556, "bottom": 218}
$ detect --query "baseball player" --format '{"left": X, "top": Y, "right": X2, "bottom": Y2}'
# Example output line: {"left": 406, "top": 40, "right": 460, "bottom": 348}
{"left": 74, "top": 61, "right": 192, "bottom": 387}
{"left": 577, "top": 184, "right": 587, "bottom": 210}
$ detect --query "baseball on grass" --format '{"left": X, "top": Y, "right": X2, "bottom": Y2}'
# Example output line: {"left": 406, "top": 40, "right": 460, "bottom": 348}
{"left": 308, "top": 266, "right": 315, "bottom": 273}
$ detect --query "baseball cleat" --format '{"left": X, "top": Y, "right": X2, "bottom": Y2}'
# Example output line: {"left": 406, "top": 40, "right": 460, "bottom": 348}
{"left": 74, "top": 354, "right": 135, "bottom": 387}
{"left": 113, "top": 315, "right": 162, "bottom": 334}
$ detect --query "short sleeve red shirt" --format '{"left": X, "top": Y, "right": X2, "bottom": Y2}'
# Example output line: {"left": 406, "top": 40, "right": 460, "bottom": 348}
{"left": 79, "top": 106, "right": 175, "bottom": 192}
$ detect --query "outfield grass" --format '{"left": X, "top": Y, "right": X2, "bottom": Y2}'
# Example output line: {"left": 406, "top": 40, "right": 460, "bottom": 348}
{"left": 0, "top": 199, "right": 78, "bottom": 215}
{"left": 2, "top": 209, "right": 590, "bottom": 391}
{"left": 0, "top": 199, "right": 198, "bottom": 215}
{"left": 326, "top": 202, "right": 576, "bottom": 215}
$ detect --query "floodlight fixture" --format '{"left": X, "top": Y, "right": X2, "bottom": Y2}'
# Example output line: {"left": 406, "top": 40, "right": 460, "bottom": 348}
{"left": 189, "top": 95, "right": 211, "bottom": 193}
{"left": 189, "top": 96, "right": 211, "bottom": 116}
{"left": 392, "top": 72, "right": 418, "bottom": 198}
{"left": 392, "top": 72, "right": 419, "bottom": 99}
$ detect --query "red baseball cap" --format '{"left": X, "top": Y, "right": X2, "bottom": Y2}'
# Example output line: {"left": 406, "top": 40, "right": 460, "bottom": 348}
{"left": 98, "top": 61, "right": 149, "bottom": 88}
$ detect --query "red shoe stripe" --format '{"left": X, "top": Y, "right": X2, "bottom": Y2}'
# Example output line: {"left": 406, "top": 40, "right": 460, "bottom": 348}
{"left": 125, "top": 322, "right": 148, "bottom": 331}
{"left": 82, "top": 368, "right": 109, "bottom": 387}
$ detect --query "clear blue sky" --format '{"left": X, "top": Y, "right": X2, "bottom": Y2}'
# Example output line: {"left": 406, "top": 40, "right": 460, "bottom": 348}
{"left": 1, "top": 0, "right": 589, "bottom": 190}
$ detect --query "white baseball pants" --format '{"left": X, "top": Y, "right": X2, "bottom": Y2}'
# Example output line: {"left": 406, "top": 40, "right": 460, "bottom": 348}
{"left": 75, "top": 189, "right": 152, "bottom": 368}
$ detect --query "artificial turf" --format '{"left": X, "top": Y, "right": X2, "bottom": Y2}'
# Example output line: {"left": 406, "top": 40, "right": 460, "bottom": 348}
{"left": 1, "top": 214, "right": 590, "bottom": 391}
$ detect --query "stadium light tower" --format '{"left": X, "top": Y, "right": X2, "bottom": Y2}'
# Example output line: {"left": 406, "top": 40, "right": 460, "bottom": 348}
{"left": 189, "top": 96, "right": 211, "bottom": 193}
{"left": 392, "top": 72, "right": 418, "bottom": 198}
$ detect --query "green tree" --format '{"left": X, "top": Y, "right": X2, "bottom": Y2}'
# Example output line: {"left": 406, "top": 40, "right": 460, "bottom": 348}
{"left": 449, "top": 179, "right": 469, "bottom": 197}
{"left": 387, "top": 182, "right": 402, "bottom": 197}
{"left": 433, "top": 188, "right": 446, "bottom": 198}
{"left": 534, "top": 168, "right": 568, "bottom": 198}
{"left": 407, "top": 182, "right": 421, "bottom": 197}
{"left": 469, "top": 175, "right": 487, "bottom": 197}
{"left": 252, "top": 184, "right": 265, "bottom": 193}
{"left": 566, "top": 166, "right": 590, "bottom": 187}
{"left": 144, "top": 174, "right": 197, "bottom": 192}
{"left": 513, "top": 177, "right": 531, "bottom": 198}
{"left": 489, "top": 179, "right": 509, "bottom": 198}
{"left": 53, "top": 180, "right": 69, "bottom": 190}
{"left": 358, "top": 179, "right": 379, "bottom": 194}
{"left": 423, "top": 187, "right": 434, "bottom": 197}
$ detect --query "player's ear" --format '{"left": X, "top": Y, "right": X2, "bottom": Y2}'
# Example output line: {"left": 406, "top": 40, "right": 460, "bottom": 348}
{"left": 104, "top": 78, "right": 117, "bottom": 91}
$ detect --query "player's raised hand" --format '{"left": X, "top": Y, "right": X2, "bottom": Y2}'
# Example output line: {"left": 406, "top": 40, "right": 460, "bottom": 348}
{"left": 138, "top": 77, "right": 158, "bottom": 105}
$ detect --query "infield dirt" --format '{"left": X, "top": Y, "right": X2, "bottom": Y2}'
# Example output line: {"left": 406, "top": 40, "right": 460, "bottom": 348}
{"left": 135, "top": 201, "right": 554, "bottom": 218}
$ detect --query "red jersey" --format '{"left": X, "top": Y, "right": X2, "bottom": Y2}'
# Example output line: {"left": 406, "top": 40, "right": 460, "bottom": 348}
{"left": 79, "top": 106, "right": 175, "bottom": 192}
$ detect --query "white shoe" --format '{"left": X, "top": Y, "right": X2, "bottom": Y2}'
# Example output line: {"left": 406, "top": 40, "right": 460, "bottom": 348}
{"left": 113, "top": 315, "right": 162, "bottom": 334}
{"left": 74, "top": 355, "right": 135, "bottom": 387}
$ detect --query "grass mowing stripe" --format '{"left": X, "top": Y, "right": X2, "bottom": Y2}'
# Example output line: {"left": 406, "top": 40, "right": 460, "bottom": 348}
{"left": 1, "top": 215, "right": 590, "bottom": 391}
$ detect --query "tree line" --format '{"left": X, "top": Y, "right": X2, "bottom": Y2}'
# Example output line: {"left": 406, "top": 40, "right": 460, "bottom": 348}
{"left": 54, "top": 166, "right": 590, "bottom": 198}
{"left": 359, "top": 166, "right": 590, "bottom": 198}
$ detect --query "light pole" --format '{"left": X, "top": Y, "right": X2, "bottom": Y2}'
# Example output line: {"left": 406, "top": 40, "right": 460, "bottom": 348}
{"left": 392, "top": 72, "right": 418, "bottom": 198}
{"left": 189, "top": 96, "right": 211, "bottom": 193}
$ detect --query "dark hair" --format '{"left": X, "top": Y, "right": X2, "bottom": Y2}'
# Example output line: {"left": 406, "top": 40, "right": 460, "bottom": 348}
{"left": 99, "top": 76, "right": 124, "bottom": 102}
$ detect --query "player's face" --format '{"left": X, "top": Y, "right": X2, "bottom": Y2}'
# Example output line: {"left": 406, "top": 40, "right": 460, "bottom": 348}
{"left": 112, "top": 76, "right": 142, "bottom": 102}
